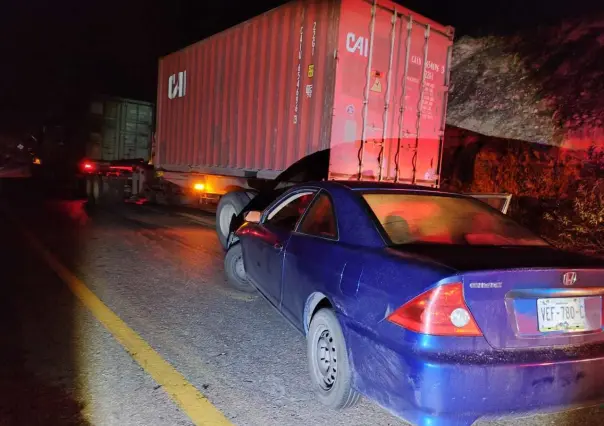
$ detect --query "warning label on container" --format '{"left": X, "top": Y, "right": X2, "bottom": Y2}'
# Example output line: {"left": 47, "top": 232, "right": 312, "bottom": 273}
{"left": 308, "top": 64, "right": 314, "bottom": 78}
{"left": 370, "top": 70, "right": 382, "bottom": 93}
{"left": 370, "top": 79, "right": 382, "bottom": 93}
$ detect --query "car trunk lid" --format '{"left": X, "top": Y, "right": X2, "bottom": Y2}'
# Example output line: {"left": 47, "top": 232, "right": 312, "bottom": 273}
{"left": 390, "top": 244, "right": 604, "bottom": 349}
{"left": 462, "top": 268, "right": 604, "bottom": 349}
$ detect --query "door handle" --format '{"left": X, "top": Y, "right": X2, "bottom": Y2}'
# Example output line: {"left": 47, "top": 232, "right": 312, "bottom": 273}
{"left": 273, "top": 242, "right": 283, "bottom": 252}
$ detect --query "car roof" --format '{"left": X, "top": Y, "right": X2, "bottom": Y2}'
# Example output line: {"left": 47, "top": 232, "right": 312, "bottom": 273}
{"left": 306, "top": 180, "right": 460, "bottom": 196}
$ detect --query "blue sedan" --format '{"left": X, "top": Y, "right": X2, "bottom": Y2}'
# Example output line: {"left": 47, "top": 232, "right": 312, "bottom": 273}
{"left": 223, "top": 181, "right": 604, "bottom": 426}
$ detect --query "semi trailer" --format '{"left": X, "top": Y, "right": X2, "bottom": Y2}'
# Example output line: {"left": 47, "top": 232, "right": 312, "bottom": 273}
{"left": 83, "top": 0, "right": 511, "bottom": 247}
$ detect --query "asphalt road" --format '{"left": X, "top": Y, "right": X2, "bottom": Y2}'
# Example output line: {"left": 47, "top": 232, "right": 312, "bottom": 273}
{"left": 0, "top": 163, "right": 31, "bottom": 178}
{"left": 0, "top": 177, "right": 602, "bottom": 426}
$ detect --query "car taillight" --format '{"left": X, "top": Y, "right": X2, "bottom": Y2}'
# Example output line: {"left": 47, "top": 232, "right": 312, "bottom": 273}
{"left": 387, "top": 283, "right": 483, "bottom": 336}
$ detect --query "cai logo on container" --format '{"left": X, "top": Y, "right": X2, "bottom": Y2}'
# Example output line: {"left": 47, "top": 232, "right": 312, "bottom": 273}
{"left": 168, "top": 71, "right": 187, "bottom": 99}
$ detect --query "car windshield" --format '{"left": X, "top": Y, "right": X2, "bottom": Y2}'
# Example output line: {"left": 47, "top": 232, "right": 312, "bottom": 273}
{"left": 362, "top": 192, "right": 549, "bottom": 247}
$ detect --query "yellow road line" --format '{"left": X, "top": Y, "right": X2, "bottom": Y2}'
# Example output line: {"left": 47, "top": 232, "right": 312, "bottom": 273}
{"left": 10, "top": 214, "right": 232, "bottom": 426}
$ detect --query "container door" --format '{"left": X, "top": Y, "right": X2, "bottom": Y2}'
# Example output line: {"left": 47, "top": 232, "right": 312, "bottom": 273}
{"left": 102, "top": 101, "right": 119, "bottom": 160}
{"left": 330, "top": 0, "right": 454, "bottom": 186}
{"left": 119, "top": 102, "right": 153, "bottom": 161}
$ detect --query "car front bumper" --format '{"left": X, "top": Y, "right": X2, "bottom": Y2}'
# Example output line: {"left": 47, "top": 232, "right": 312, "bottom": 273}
{"left": 340, "top": 316, "right": 604, "bottom": 426}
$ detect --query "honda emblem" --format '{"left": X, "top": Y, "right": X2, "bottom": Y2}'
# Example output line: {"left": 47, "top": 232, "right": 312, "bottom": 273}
{"left": 562, "top": 271, "right": 577, "bottom": 286}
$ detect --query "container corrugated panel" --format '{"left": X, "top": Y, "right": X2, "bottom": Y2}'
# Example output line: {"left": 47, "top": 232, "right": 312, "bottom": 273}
{"left": 87, "top": 97, "right": 154, "bottom": 161}
{"left": 330, "top": 0, "right": 454, "bottom": 185}
{"left": 156, "top": 0, "right": 339, "bottom": 178}
{"left": 156, "top": 0, "right": 453, "bottom": 185}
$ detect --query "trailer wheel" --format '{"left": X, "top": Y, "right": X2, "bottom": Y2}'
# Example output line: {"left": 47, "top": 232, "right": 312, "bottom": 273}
{"left": 88, "top": 175, "right": 107, "bottom": 205}
{"left": 86, "top": 176, "right": 94, "bottom": 200}
{"left": 216, "top": 190, "right": 252, "bottom": 250}
{"left": 92, "top": 176, "right": 102, "bottom": 203}
{"left": 85, "top": 176, "right": 100, "bottom": 206}
{"left": 245, "top": 190, "right": 258, "bottom": 201}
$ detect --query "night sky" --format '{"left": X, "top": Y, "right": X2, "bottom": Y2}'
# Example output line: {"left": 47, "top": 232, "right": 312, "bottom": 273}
{"left": 0, "top": 0, "right": 599, "bottom": 133}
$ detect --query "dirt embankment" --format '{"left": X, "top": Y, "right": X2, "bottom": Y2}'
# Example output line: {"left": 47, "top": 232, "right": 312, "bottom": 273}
{"left": 442, "top": 16, "right": 604, "bottom": 254}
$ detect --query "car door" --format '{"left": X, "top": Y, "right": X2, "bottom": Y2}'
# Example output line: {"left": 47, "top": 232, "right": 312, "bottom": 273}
{"left": 281, "top": 190, "right": 342, "bottom": 329}
{"left": 242, "top": 189, "right": 317, "bottom": 306}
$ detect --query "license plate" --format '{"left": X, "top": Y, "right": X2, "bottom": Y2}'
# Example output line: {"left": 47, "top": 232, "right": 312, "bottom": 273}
{"left": 537, "top": 297, "right": 589, "bottom": 332}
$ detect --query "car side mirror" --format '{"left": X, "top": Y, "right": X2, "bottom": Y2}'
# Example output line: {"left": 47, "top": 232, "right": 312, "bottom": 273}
{"left": 244, "top": 210, "right": 262, "bottom": 223}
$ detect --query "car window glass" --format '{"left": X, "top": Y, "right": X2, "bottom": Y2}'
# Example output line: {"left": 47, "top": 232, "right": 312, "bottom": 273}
{"left": 298, "top": 193, "right": 337, "bottom": 239}
{"left": 265, "top": 191, "right": 315, "bottom": 231}
{"left": 363, "top": 193, "right": 548, "bottom": 247}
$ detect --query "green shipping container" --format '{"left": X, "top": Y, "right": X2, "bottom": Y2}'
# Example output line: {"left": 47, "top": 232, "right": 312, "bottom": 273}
{"left": 86, "top": 97, "right": 154, "bottom": 162}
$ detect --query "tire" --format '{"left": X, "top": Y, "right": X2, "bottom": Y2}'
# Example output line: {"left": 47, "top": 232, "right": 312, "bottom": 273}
{"left": 85, "top": 176, "right": 100, "bottom": 206}
{"left": 245, "top": 190, "right": 259, "bottom": 200}
{"left": 307, "top": 309, "right": 360, "bottom": 409}
{"left": 85, "top": 176, "right": 93, "bottom": 199}
{"left": 216, "top": 190, "right": 252, "bottom": 250}
{"left": 90, "top": 175, "right": 111, "bottom": 205}
{"left": 224, "top": 244, "right": 256, "bottom": 293}
{"left": 92, "top": 176, "right": 102, "bottom": 204}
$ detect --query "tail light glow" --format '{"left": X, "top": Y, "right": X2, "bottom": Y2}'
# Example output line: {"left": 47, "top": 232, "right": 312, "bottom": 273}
{"left": 387, "top": 283, "right": 483, "bottom": 336}
{"left": 109, "top": 165, "right": 134, "bottom": 172}
{"left": 193, "top": 183, "right": 205, "bottom": 191}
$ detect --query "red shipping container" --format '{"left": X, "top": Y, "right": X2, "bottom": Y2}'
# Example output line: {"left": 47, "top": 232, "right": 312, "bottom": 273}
{"left": 156, "top": 0, "right": 454, "bottom": 186}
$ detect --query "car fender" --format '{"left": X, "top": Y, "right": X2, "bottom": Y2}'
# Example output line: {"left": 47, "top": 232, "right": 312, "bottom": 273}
{"left": 303, "top": 291, "right": 332, "bottom": 335}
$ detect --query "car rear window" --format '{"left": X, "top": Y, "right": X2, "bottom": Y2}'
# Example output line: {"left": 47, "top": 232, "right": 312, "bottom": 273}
{"left": 362, "top": 193, "right": 548, "bottom": 247}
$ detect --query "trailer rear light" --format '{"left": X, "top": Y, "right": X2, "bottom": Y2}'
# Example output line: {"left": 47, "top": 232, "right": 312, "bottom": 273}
{"left": 32, "top": 157, "right": 41, "bottom": 165}
{"left": 387, "top": 283, "right": 483, "bottom": 336}
{"left": 81, "top": 161, "right": 98, "bottom": 174}
{"left": 193, "top": 183, "right": 205, "bottom": 191}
